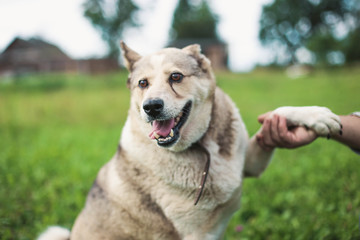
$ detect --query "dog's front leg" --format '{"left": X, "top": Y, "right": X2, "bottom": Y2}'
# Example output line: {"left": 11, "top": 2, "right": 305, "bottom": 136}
{"left": 244, "top": 135, "right": 274, "bottom": 177}
{"left": 183, "top": 233, "right": 222, "bottom": 240}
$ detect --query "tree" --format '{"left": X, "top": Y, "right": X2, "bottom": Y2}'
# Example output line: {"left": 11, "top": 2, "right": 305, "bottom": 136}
{"left": 259, "top": 0, "right": 360, "bottom": 65}
{"left": 171, "top": 0, "right": 219, "bottom": 40}
{"left": 83, "top": 0, "right": 139, "bottom": 58}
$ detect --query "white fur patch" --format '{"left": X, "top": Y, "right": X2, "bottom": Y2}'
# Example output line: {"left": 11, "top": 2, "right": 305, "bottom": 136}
{"left": 37, "top": 226, "right": 70, "bottom": 240}
{"left": 150, "top": 54, "right": 165, "bottom": 70}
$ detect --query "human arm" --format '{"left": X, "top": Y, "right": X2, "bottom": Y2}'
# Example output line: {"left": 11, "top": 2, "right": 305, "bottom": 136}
{"left": 333, "top": 114, "right": 360, "bottom": 151}
{"left": 256, "top": 112, "right": 360, "bottom": 152}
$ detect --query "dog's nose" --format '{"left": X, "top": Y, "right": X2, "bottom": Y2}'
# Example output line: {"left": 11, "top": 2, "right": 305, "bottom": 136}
{"left": 143, "top": 98, "right": 164, "bottom": 118}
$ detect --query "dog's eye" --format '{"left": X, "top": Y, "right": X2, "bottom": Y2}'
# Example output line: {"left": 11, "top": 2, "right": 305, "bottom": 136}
{"left": 138, "top": 79, "right": 148, "bottom": 88}
{"left": 169, "top": 73, "right": 183, "bottom": 82}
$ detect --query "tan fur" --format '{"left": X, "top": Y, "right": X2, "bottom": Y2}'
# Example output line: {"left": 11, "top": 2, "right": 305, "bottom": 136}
{"left": 41, "top": 43, "right": 341, "bottom": 240}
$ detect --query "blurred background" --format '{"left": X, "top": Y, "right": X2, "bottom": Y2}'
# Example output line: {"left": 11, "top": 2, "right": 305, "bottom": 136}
{"left": 0, "top": 0, "right": 359, "bottom": 239}
{"left": 1, "top": 0, "right": 359, "bottom": 74}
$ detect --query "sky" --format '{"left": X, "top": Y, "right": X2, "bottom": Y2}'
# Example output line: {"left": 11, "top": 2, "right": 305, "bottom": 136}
{"left": 0, "top": 0, "right": 273, "bottom": 72}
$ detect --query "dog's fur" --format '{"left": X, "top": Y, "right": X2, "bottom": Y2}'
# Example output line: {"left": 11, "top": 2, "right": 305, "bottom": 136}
{"left": 39, "top": 43, "right": 341, "bottom": 240}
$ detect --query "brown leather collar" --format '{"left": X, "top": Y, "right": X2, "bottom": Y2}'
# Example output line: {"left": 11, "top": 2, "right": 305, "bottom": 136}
{"left": 194, "top": 143, "right": 211, "bottom": 205}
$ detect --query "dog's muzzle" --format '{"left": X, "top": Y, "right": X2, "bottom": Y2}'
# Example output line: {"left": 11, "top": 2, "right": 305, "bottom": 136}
{"left": 147, "top": 101, "right": 192, "bottom": 147}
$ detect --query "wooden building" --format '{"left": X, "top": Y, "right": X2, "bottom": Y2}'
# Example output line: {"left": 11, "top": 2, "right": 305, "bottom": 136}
{"left": 0, "top": 37, "right": 119, "bottom": 76}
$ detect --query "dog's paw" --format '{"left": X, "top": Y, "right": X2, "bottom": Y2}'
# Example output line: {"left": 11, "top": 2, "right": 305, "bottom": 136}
{"left": 272, "top": 106, "right": 342, "bottom": 137}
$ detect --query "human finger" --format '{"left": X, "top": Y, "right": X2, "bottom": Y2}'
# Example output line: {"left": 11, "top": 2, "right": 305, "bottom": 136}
{"left": 262, "top": 118, "right": 277, "bottom": 148}
{"left": 258, "top": 111, "right": 272, "bottom": 124}
{"left": 269, "top": 114, "right": 282, "bottom": 145}
{"left": 278, "top": 115, "right": 293, "bottom": 145}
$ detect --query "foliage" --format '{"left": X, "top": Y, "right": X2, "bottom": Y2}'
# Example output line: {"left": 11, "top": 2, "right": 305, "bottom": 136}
{"left": 259, "top": 0, "right": 360, "bottom": 65}
{"left": 171, "top": 0, "right": 219, "bottom": 40}
{"left": 83, "top": 0, "right": 139, "bottom": 58}
{"left": 0, "top": 69, "right": 359, "bottom": 239}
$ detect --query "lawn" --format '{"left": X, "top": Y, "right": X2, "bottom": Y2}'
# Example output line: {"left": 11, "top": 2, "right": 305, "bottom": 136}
{"left": 0, "top": 68, "right": 359, "bottom": 239}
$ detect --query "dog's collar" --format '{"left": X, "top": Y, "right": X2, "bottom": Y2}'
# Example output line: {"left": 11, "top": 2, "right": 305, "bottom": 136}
{"left": 193, "top": 93, "right": 215, "bottom": 205}
{"left": 193, "top": 142, "right": 211, "bottom": 205}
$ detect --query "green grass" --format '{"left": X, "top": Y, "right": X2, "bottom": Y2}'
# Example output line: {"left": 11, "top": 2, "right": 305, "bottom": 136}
{"left": 0, "top": 68, "right": 359, "bottom": 239}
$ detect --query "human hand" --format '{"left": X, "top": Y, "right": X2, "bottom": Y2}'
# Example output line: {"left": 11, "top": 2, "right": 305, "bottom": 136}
{"left": 256, "top": 112, "right": 318, "bottom": 151}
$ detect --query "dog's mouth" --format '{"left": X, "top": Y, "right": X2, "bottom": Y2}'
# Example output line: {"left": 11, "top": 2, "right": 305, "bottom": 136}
{"left": 148, "top": 101, "right": 192, "bottom": 147}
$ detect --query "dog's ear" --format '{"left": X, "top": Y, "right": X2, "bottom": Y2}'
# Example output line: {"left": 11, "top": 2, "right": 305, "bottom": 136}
{"left": 182, "top": 44, "right": 211, "bottom": 72}
{"left": 120, "top": 41, "right": 141, "bottom": 71}
{"left": 182, "top": 44, "right": 201, "bottom": 56}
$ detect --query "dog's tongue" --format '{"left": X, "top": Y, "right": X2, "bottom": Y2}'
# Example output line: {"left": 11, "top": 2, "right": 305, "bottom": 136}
{"left": 149, "top": 119, "right": 175, "bottom": 139}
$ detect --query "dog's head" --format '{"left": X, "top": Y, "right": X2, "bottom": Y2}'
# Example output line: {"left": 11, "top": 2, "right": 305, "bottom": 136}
{"left": 121, "top": 42, "right": 216, "bottom": 152}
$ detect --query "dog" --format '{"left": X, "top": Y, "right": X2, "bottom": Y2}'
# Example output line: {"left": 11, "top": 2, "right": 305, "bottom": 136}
{"left": 38, "top": 42, "right": 342, "bottom": 240}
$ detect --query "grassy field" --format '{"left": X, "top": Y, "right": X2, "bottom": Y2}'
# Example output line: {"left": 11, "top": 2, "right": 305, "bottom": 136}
{"left": 0, "top": 68, "right": 359, "bottom": 239}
